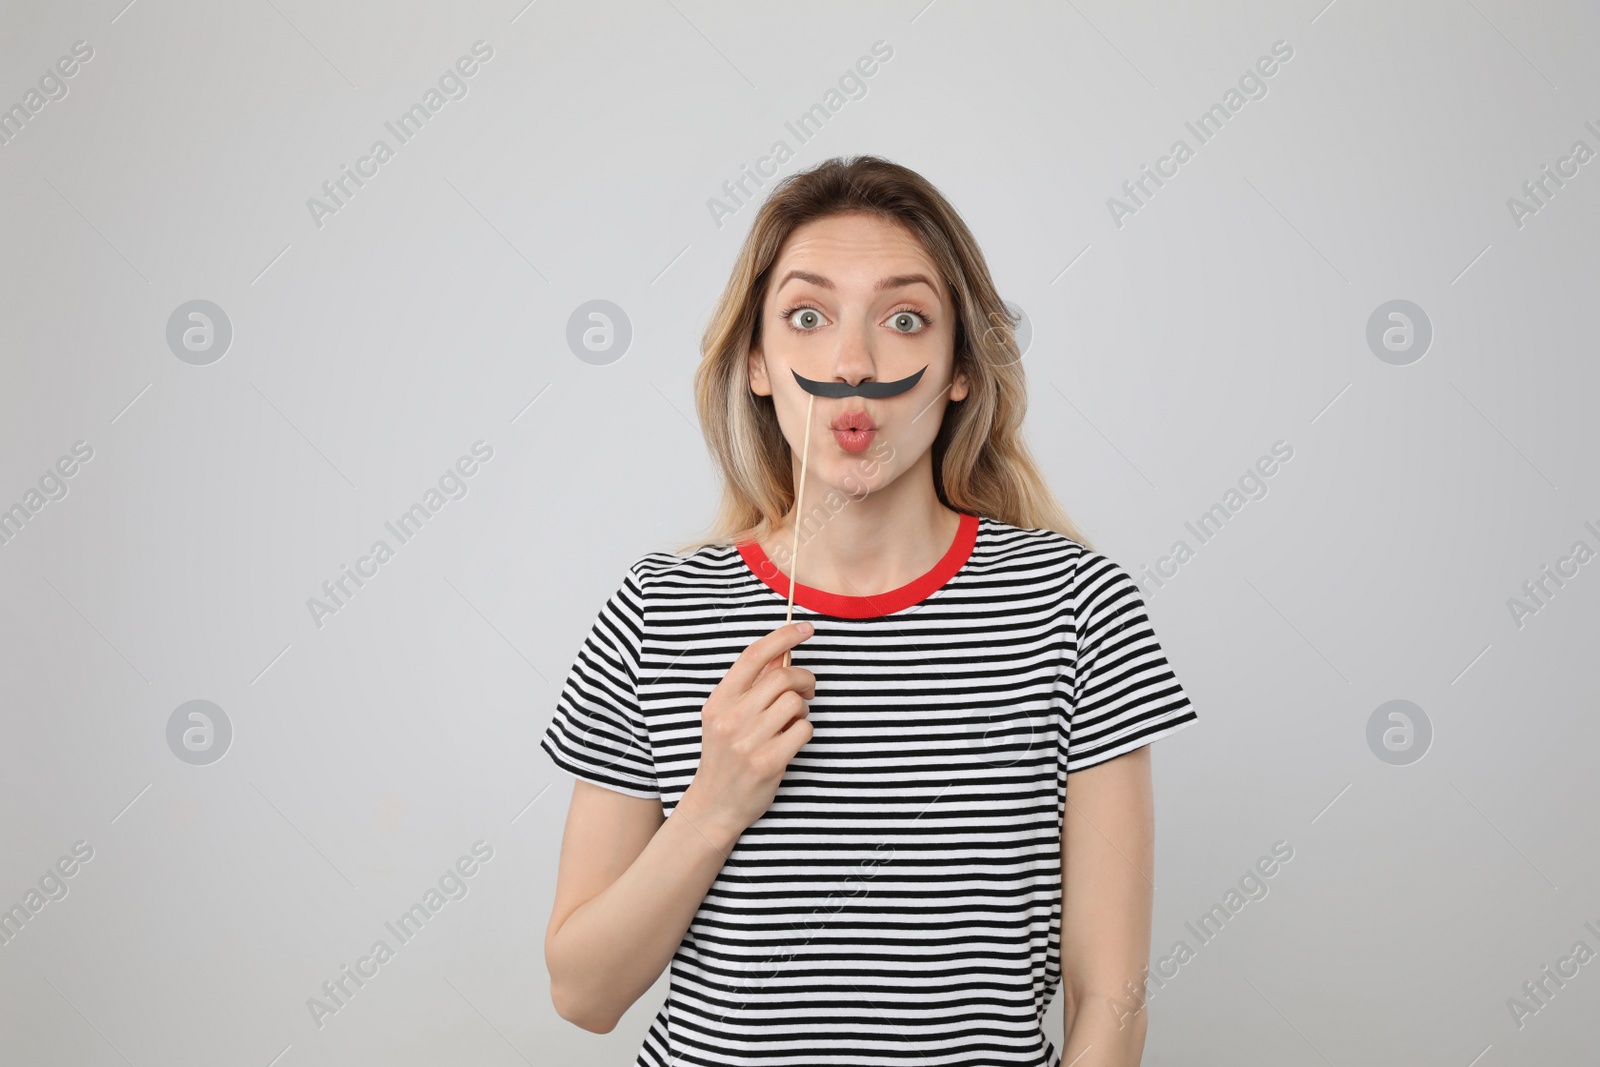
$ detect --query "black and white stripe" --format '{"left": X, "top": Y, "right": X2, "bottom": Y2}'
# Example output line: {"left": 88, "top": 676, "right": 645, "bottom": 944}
{"left": 541, "top": 516, "right": 1198, "bottom": 1066}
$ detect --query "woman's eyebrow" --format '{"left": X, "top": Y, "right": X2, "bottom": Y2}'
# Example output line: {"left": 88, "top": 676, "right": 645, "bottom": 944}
{"left": 776, "top": 269, "right": 938, "bottom": 294}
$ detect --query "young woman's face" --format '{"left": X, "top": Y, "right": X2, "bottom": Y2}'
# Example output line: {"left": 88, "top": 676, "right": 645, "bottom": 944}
{"left": 748, "top": 211, "right": 969, "bottom": 503}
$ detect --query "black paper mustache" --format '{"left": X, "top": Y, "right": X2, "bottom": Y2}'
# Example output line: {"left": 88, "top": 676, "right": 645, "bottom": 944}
{"left": 790, "top": 365, "right": 927, "bottom": 398}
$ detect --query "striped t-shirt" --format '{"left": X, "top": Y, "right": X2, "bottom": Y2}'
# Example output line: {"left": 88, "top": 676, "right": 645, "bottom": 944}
{"left": 540, "top": 512, "right": 1198, "bottom": 1067}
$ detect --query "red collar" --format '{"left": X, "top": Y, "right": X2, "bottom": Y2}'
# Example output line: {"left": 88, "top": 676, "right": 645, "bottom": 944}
{"left": 736, "top": 512, "right": 979, "bottom": 619}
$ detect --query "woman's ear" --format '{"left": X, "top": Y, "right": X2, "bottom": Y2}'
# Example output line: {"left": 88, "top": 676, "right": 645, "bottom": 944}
{"left": 950, "top": 363, "right": 970, "bottom": 402}
{"left": 748, "top": 346, "right": 772, "bottom": 397}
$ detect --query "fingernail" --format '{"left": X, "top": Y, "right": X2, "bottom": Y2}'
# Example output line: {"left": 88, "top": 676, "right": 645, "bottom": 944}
{"left": 798, "top": 622, "right": 813, "bottom": 634}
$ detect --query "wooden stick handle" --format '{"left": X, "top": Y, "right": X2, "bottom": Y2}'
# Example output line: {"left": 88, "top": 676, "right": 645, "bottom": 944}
{"left": 782, "top": 392, "right": 815, "bottom": 669}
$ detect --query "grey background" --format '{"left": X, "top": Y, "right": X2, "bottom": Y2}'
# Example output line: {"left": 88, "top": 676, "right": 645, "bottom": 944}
{"left": 1, "top": 0, "right": 1596, "bottom": 1064}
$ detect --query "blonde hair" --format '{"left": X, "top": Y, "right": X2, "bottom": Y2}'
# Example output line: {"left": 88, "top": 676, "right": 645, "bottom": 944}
{"left": 674, "top": 154, "right": 1093, "bottom": 554}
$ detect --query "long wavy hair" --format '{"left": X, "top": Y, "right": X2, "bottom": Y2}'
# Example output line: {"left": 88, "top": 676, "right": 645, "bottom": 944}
{"left": 673, "top": 154, "right": 1093, "bottom": 554}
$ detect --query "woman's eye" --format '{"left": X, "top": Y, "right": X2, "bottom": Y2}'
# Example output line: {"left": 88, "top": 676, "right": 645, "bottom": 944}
{"left": 792, "top": 308, "right": 823, "bottom": 331}
{"left": 888, "top": 310, "right": 928, "bottom": 333}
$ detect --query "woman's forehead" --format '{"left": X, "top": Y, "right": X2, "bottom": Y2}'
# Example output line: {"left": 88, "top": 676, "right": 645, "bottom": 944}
{"left": 774, "top": 215, "right": 933, "bottom": 274}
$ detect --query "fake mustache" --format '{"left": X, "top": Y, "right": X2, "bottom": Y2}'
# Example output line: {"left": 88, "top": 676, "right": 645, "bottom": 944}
{"left": 790, "top": 365, "right": 926, "bottom": 398}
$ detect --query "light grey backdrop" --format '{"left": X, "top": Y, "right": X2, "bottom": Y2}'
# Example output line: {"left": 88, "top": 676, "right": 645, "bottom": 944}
{"left": 2, "top": 0, "right": 1596, "bottom": 1064}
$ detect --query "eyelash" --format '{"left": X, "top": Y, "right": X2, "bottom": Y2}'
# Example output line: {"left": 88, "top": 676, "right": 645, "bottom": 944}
{"left": 778, "top": 303, "right": 934, "bottom": 335}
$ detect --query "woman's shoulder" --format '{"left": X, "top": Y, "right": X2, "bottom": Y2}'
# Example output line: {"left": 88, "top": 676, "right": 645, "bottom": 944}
{"left": 973, "top": 514, "right": 1094, "bottom": 565}
{"left": 972, "top": 515, "right": 1142, "bottom": 601}
{"left": 621, "top": 540, "right": 745, "bottom": 589}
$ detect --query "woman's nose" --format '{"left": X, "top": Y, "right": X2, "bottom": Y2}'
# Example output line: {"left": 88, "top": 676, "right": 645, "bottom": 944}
{"left": 829, "top": 325, "right": 877, "bottom": 388}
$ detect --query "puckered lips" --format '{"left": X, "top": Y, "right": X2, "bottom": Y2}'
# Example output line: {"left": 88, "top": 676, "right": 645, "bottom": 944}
{"left": 829, "top": 407, "right": 877, "bottom": 454}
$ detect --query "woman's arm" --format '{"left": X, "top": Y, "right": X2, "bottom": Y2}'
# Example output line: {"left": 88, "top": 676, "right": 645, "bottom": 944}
{"left": 1059, "top": 745, "right": 1157, "bottom": 1065}
{"left": 544, "top": 779, "right": 740, "bottom": 1033}
{"left": 544, "top": 622, "right": 816, "bottom": 1033}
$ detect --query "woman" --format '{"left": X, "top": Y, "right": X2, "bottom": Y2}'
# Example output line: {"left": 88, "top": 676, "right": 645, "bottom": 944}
{"left": 541, "top": 155, "right": 1198, "bottom": 1066}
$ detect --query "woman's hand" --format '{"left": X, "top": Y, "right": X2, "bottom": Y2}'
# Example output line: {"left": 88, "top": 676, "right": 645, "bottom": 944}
{"left": 677, "top": 621, "right": 816, "bottom": 850}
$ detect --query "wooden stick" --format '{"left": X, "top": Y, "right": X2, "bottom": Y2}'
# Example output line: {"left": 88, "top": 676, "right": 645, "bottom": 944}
{"left": 782, "top": 392, "right": 816, "bottom": 669}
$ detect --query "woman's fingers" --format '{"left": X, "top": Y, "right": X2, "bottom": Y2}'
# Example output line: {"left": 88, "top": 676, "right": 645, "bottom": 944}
{"left": 731, "top": 622, "right": 814, "bottom": 693}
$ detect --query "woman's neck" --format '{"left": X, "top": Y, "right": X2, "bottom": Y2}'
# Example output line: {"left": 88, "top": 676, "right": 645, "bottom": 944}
{"left": 761, "top": 457, "right": 961, "bottom": 599}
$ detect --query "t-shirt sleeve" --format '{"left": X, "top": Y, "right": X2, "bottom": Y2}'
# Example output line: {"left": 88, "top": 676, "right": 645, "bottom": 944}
{"left": 1063, "top": 549, "right": 1198, "bottom": 773}
{"left": 538, "top": 562, "right": 660, "bottom": 799}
